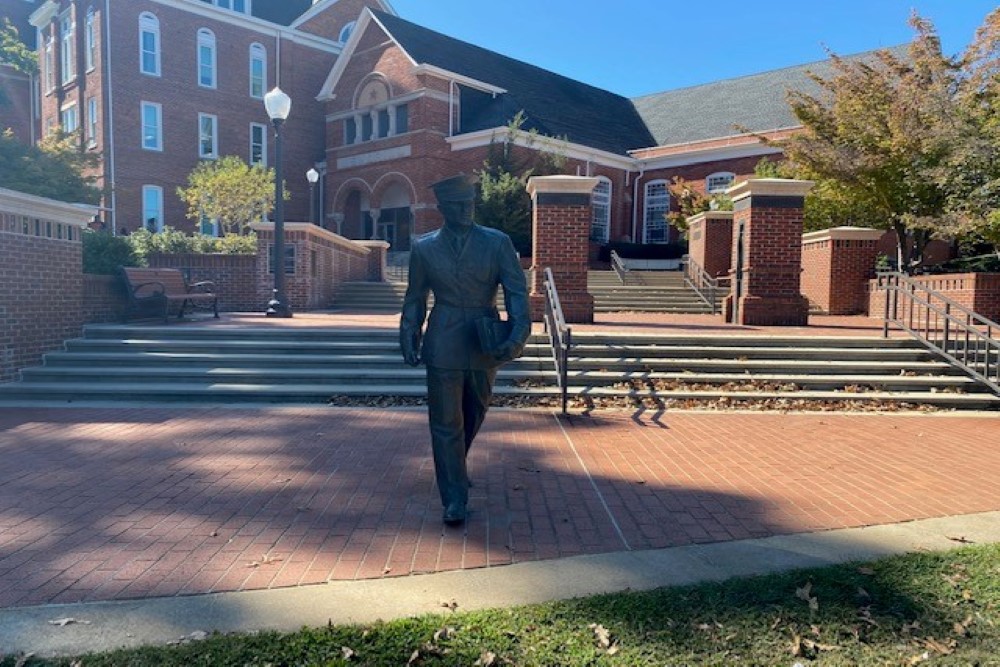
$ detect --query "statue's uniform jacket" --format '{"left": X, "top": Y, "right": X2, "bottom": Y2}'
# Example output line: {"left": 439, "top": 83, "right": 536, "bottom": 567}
{"left": 399, "top": 222, "right": 530, "bottom": 515}
{"left": 400, "top": 224, "right": 530, "bottom": 369}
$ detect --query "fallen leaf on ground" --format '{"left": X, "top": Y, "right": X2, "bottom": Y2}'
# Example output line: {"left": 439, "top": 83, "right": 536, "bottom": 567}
{"left": 795, "top": 582, "right": 819, "bottom": 611}
{"left": 433, "top": 626, "right": 456, "bottom": 642}
{"left": 919, "top": 636, "right": 957, "bottom": 655}
{"left": 474, "top": 650, "right": 496, "bottom": 666}
{"left": 407, "top": 649, "right": 420, "bottom": 665}
{"left": 48, "top": 618, "right": 90, "bottom": 627}
{"left": 440, "top": 599, "right": 458, "bottom": 611}
{"left": 857, "top": 566, "right": 875, "bottom": 575}
{"left": 14, "top": 654, "right": 35, "bottom": 667}
{"left": 341, "top": 646, "right": 356, "bottom": 660}
{"left": 947, "top": 535, "right": 975, "bottom": 544}
{"left": 589, "top": 623, "right": 612, "bottom": 648}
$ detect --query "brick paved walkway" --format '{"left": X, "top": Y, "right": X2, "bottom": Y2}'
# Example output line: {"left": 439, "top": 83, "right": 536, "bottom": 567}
{"left": 1, "top": 406, "right": 998, "bottom": 609}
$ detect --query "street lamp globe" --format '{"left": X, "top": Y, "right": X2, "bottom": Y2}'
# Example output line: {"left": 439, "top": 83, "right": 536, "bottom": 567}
{"left": 263, "top": 87, "right": 292, "bottom": 122}
{"left": 306, "top": 168, "right": 319, "bottom": 184}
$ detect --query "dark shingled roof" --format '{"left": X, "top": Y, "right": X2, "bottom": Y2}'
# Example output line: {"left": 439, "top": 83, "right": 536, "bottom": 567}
{"left": 632, "top": 45, "right": 910, "bottom": 146}
{"left": 251, "top": 0, "right": 313, "bottom": 26}
{"left": 371, "top": 10, "right": 655, "bottom": 156}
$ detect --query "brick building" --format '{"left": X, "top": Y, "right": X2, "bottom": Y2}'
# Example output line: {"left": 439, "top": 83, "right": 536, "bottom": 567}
{"left": 17, "top": 0, "right": 896, "bottom": 249}
{"left": 0, "top": 0, "right": 41, "bottom": 144}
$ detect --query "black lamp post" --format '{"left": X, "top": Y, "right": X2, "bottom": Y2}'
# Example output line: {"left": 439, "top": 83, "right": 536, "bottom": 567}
{"left": 306, "top": 167, "right": 319, "bottom": 225}
{"left": 264, "top": 86, "right": 292, "bottom": 318}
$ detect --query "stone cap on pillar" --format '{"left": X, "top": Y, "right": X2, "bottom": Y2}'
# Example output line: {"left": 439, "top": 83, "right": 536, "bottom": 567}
{"left": 686, "top": 210, "right": 735, "bottom": 226}
{"left": 526, "top": 175, "right": 600, "bottom": 198}
{"left": 727, "top": 178, "right": 814, "bottom": 204}
{"left": 802, "top": 226, "right": 885, "bottom": 243}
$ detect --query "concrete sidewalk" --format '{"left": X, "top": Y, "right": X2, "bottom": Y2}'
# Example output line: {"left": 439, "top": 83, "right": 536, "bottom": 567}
{"left": 1, "top": 405, "right": 998, "bottom": 656}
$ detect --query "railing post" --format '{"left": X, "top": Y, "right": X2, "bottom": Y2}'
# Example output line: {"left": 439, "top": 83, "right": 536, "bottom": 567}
{"left": 881, "top": 274, "right": 890, "bottom": 339}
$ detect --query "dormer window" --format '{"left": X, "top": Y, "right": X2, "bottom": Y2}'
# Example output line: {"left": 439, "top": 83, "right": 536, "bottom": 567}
{"left": 200, "top": 0, "right": 249, "bottom": 14}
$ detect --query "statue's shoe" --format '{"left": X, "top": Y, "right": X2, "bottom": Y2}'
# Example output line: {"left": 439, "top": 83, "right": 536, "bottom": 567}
{"left": 443, "top": 502, "right": 467, "bottom": 525}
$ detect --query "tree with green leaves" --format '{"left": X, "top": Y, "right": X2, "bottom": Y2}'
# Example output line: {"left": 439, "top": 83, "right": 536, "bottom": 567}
{"left": 0, "top": 17, "right": 38, "bottom": 108}
{"left": 475, "top": 112, "right": 567, "bottom": 256}
{"left": 773, "top": 13, "right": 976, "bottom": 271}
{"left": 935, "top": 10, "right": 1000, "bottom": 257}
{"left": 176, "top": 155, "right": 282, "bottom": 235}
{"left": 0, "top": 129, "right": 101, "bottom": 203}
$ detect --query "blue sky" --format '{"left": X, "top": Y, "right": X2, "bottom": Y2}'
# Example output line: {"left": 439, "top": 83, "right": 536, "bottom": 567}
{"left": 387, "top": 1, "right": 997, "bottom": 98}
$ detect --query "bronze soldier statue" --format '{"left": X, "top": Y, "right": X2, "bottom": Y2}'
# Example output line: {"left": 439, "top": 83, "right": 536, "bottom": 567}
{"left": 400, "top": 174, "right": 531, "bottom": 525}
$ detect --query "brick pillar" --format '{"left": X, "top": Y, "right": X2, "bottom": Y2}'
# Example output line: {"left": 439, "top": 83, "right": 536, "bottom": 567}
{"left": 724, "top": 178, "right": 814, "bottom": 325}
{"left": 687, "top": 210, "right": 734, "bottom": 278}
{"left": 801, "top": 227, "right": 883, "bottom": 315}
{"left": 526, "top": 176, "right": 598, "bottom": 323}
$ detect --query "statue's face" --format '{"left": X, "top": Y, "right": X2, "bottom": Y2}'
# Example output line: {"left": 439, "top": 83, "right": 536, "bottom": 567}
{"left": 439, "top": 200, "right": 474, "bottom": 228}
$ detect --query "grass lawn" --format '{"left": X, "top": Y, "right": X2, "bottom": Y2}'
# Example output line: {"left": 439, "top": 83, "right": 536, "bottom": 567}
{"left": 5, "top": 543, "right": 999, "bottom": 666}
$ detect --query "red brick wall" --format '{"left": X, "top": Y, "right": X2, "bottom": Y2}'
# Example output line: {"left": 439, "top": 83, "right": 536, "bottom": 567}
{"left": 528, "top": 180, "right": 596, "bottom": 323}
{"left": 687, "top": 212, "right": 733, "bottom": 279}
{"left": 254, "top": 224, "right": 379, "bottom": 310}
{"left": 801, "top": 233, "right": 881, "bottom": 315}
{"left": 870, "top": 273, "right": 1000, "bottom": 323}
{"left": 0, "top": 232, "right": 84, "bottom": 383}
{"left": 81, "top": 273, "right": 126, "bottom": 323}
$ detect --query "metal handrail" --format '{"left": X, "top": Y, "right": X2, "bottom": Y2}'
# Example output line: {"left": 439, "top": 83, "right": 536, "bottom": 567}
{"left": 876, "top": 271, "right": 999, "bottom": 395}
{"left": 681, "top": 256, "right": 722, "bottom": 315}
{"left": 543, "top": 267, "right": 572, "bottom": 414}
{"left": 610, "top": 249, "right": 629, "bottom": 285}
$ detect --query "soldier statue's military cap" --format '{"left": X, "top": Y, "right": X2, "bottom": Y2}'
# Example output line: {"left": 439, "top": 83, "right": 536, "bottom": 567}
{"left": 431, "top": 174, "right": 477, "bottom": 203}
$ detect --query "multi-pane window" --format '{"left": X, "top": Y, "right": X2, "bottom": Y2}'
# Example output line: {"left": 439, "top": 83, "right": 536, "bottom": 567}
{"left": 43, "top": 36, "right": 55, "bottom": 92}
{"left": 206, "top": 0, "right": 248, "bottom": 12}
{"left": 141, "top": 101, "right": 162, "bottom": 150}
{"left": 706, "top": 171, "right": 736, "bottom": 194}
{"left": 86, "top": 97, "right": 98, "bottom": 147}
{"left": 197, "top": 29, "right": 217, "bottom": 88}
{"left": 250, "top": 122, "right": 266, "bottom": 165}
{"left": 643, "top": 180, "right": 671, "bottom": 244}
{"left": 142, "top": 185, "right": 163, "bottom": 233}
{"left": 199, "top": 113, "right": 218, "bottom": 158}
{"left": 84, "top": 8, "right": 95, "bottom": 71}
{"left": 60, "top": 103, "right": 78, "bottom": 133}
{"left": 139, "top": 12, "right": 160, "bottom": 76}
{"left": 59, "top": 10, "right": 74, "bottom": 85}
{"left": 590, "top": 178, "right": 612, "bottom": 244}
{"left": 249, "top": 43, "right": 266, "bottom": 99}
{"left": 343, "top": 104, "right": 409, "bottom": 145}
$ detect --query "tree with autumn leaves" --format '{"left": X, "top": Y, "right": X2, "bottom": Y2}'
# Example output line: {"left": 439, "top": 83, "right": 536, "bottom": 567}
{"left": 773, "top": 8, "right": 1000, "bottom": 271}
{"left": 176, "top": 156, "right": 284, "bottom": 235}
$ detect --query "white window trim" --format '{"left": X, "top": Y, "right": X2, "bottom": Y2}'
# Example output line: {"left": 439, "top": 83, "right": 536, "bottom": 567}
{"left": 590, "top": 177, "right": 612, "bottom": 244}
{"left": 140, "top": 101, "right": 162, "bottom": 151}
{"left": 139, "top": 12, "right": 161, "bottom": 77}
{"left": 249, "top": 42, "right": 266, "bottom": 99}
{"left": 84, "top": 8, "right": 95, "bottom": 72}
{"left": 43, "top": 36, "right": 55, "bottom": 93}
{"left": 338, "top": 21, "right": 356, "bottom": 43}
{"left": 86, "top": 96, "right": 98, "bottom": 148}
{"left": 142, "top": 185, "right": 164, "bottom": 233}
{"left": 249, "top": 122, "right": 267, "bottom": 166}
{"left": 642, "top": 179, "right": 671, "bottom": 244}
{"left": 197, "top": 28, "right": 217, "bottom": 89}
{"left": 199, "top": 113, "right": 218, "bottom": 159}
{"left": 706, "top": 171, "right": 736, "bottom": 194}
{"left": 60, "top": 101, "right": 78, "bottom": 134}
{"left": 59, "top": 9, "right": 75, "bottom": 86}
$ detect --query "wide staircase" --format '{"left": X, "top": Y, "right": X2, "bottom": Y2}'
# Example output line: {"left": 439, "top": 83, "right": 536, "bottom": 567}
{"left": 333, "top": 270, "right": 718, "bottom": 313}
{"left": 0, "top": 324, "right": 996, "bottom": 411}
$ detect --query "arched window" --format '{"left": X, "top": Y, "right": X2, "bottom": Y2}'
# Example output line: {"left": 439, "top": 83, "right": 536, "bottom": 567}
{"left": 643, "top": 180, "right": 671, "bottom": 244}
{"left": 590, "top": 177, "right": 612, "bottom": 244}
{"left": 706, "top": 171, "right": 736, "bottom": 194}
{"left": 344, "top": 76, "right": 408, "bottom": 145}
{"left": 249, "top": 43, "right": 266, "bottom": 99}
{"left": 339, "top": 21, "right": 356, "bottom": 43}
{"left": 197, "top": 28, "right": 216, "bottom": 89}
{"left": 138, "top": 12, "right": 160, "bottom": 76}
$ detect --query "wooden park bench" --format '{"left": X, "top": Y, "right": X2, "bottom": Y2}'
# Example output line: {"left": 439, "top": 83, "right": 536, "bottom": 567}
{"left": 119, "top": 267, "right": 219, "bottom": 323}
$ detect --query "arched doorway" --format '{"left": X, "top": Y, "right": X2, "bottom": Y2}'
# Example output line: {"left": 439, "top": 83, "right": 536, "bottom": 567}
{"left": 376, "top": 182, "right": 413, "bottom": 252}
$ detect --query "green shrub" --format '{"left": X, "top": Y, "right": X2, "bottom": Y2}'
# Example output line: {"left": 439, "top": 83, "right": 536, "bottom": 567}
{"left": 82, "top": 230, "right": 138, "bottom": 274}
{"left": 82, "top": 227, "right": 257, "bottom": 274}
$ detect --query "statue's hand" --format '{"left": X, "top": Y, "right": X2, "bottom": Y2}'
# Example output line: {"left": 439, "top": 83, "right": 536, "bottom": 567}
{"left": 401, "top": 337, "right": 422, "bottom": 366}
{"left": 493, "top": 340, "right": 522, "bottom": 364}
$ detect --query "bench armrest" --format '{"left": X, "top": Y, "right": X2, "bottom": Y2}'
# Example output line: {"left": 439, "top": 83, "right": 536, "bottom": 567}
{"left": 187, "top": 280, "right": 216, "bottom": 293}
{"left": 131, "top": 281, "right": 166, "bottom": 298}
